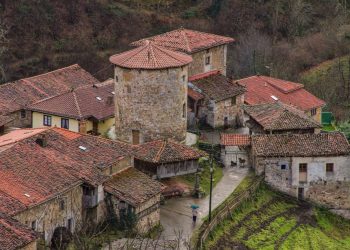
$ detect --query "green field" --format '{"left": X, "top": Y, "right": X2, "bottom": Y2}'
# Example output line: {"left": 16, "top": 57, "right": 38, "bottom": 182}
{"left": 205, "top": 186, "right": 350, "bottom": 250}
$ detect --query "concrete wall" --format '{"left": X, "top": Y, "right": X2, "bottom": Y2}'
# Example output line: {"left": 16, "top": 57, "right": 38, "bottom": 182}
{"left": 188, "top": 45, "right": 227, "bottom": 77}
{"left": 114, "top": 66, "right": 188, "bottom": 143}
{"left": 32, "top": 112, "right": 79, "bottom": 132}
{"left": 14, "top": 185, "right": 83, "bottom": 244}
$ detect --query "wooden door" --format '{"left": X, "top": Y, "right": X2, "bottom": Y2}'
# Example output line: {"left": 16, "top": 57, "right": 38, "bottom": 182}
{"left": 132, "top": 130, "right": 140, "bottom": 145}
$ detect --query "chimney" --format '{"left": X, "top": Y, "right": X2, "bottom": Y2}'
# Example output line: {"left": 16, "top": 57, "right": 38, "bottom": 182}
{"left": 36, "top": 135, "right": 47, "bottom": 147}
{"left": 106, "top": 96, "right": 114, "bottom": 106}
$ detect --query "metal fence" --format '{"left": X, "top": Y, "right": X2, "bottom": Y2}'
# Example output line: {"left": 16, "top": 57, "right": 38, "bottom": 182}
{"left": 193, "top": 176, "right": 264, "bottom": 249}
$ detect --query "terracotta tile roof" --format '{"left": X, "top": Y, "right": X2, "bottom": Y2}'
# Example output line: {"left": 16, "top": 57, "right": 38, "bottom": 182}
{"left": 0, "top": 64, "right": 99, "bottom": 115}
{"left": 28, "top": 81, "right": 114, "bottom": 121}
{"left": 252, "top": 132, "right": 350, "bottom": 157}
{"left": 243, "top": 102, "right": 322, "bottom": 131}
{"left": 0, "top": 128, "right": 131, "bottom": 215}
{"left": 109, "top": 40, "right": 192, "bottom": 70}
{"left": 0, "top": 128, "right": 47, "bottom": 148}
{"left": 0, "top": 213, "right": 39, "bottom": 250}
{"left": 104, "top": 167, "right": 164, "bottom": 206}
{"left": 221, "top": 134, "right": 251, "bottom": 146}
{"left": 0, "top": 115, "right": 13, "bottom": 127}
{"left": 238, "top": 75, "right": 325, "bottom": 111}
{"left": 190, "top": 71, "right": 246, "bottom": 102}
{"left": 187, "top": 88, "right": 204, "bottom": 101}
{"left": 132, "top": 140, "right": 207, "bottom": 164}
{"left": 131, "top": 28, "right": 234, "bottom": 53}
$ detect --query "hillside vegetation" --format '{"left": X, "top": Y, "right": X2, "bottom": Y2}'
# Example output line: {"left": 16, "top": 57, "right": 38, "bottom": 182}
{"left": 1, "top": 0, "right": 350, "bottom": 118}
{"left": 205, "top": 185, "right": 350, "bottom": 250}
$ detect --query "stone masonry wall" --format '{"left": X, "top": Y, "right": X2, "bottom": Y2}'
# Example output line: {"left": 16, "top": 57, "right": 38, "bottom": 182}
{"left": 14, "top": 185, "right": 83, "bottom": 244}
{"left": 114, "top": 66, "right": 188, "bottom": 143}
{"left": 188, "top": 45, "right": 227, "bottom": 77}
{"left": 213, "top": 94, "right": 244, "bottom": 128}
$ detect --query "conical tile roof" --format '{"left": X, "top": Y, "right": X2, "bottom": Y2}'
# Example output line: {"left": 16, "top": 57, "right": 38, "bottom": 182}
{"left": 109, "top": 40, "right": 192, "bottom": 70}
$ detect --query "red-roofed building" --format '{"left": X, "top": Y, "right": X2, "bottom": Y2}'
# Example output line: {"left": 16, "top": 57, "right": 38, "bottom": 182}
{"left": 0, "top": 64, "right": 99, "bottom": 130}
{"left": 220, "top": 134, "right": 251, "bottom": 168}
{"left": 131, "top": 28, "right": 234, "bottom": 76}
{"left": 0, "top": 128, "right": 163, "bottom": 244}
{"left": 237, "top": 75, "right": 325, "bottom": 123}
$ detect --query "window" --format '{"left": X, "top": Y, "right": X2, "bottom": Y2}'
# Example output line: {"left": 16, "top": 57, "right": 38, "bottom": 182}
{"left": 299, "top": 163, "right": 307, "bottom": 172}
{"left": 20, "top": 110, "right": 26, "bottom": 119}
{"left": 310, "top": 108, "right": 317, "bottom": 116}
{"left": 59, "top": 199, "right": 65, "bottom": 211}
{"left": 231, "top": 96, "right": 237, "bottom": 105}
{"left": 31, "top": 220, "right": 37, "bottom": 230}
{"left": 281, "top": 164, "right": 287, "bottom": 170}
{"left": 182, "top": 75, "right": 186, "bottom": 82}
{"left": 43, "top": 115, "right": 52, "bottom": 126}
{"left": 205, "top": 55, "right": 211, "bottom": 65}
{"left": 183, "top": 103, "right": 186, "bottom": 118}
{"left": 67, "top": 218, "right": 73, "bottom": 232}
{"left": 326, "top": 163, "right": 334, "bottom": 173}
{"left": 225, "top": 99, "right": 231, "bottom": 107}
{"left": 61, "top": 118, "right": 69, "bottom": 129}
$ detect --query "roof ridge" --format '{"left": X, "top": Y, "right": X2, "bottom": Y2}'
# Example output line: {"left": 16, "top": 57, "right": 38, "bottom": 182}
{"left": 155, "top": 43, "right": 191, "bottom": 64}
{"left": 23, "top": 64, "right": 80, "bottom": 81}
{"left": 180, "top": 29, "right": 192, "bottom": 53}
{"left": 72, "top": 92, "right": 83, "bottom": 118}
{"left": 21, "top": 79, "right": 50, "bottom": 99}
{"left": 153, "top": 140, "right": 167, "bottom": 162}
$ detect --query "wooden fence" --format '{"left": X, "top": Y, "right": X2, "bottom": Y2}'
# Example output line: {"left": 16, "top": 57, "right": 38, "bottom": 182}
{"left": 192, "top": 176, "right": 264, "bottom": 249}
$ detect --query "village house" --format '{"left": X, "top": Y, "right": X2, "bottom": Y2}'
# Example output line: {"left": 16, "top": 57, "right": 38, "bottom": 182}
{"left": 131, "top": 28, "right": 234, "bottom": 77}
{"left": 0, "top": 212, "right": 39, "bottom": 250}
{"left": 237, "top": 75, "right": 325, "bottom": 123}
{"left": 242, "top": 102, "right": 322, "bottom": 134}
{"left": 188, "top": 70, "right": 246, "bottom": 128}
{"left": 28, "top": 80, "right": 115, "bottom": 135}
{"left": 0, "top": 64, "right": 99, "bottom": 131}
{"left": 109, "top": 40, "right": 193, "bottom": 143}
{"left": 132, "top": 139, "right": 207, "bottom": 179}
{"left": 251, "top": 132, "right": 350, "bottom": 209}
{"left": 0, "top": 127, "right": 163, "bottom": 246}
{"left": 220, "top": 134, "right": 251, "bottom": 168}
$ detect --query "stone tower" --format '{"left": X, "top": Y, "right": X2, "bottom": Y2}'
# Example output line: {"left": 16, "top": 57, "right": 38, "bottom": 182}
{"left": 109, "top": 41, "right": 193, "bottom": 144}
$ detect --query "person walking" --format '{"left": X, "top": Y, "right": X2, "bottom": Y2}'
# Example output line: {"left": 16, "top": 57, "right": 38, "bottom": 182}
{"left": 192, "top": 208, "right": 198, "bottom": 225}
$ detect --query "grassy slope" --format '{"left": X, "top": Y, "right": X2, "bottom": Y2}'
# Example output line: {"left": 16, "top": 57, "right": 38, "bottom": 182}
{"left": 205, "top": 185, "right": 350, "bottom": 250}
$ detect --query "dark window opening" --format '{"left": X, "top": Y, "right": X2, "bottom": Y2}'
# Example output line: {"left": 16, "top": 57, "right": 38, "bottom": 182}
{"left": 43, "top": 115, "right": 52, "bottom": 126}
{"left": 67, "top": 219, "right": 72, "bottom": 232}
{"left": 311, "top": 108, "right": 317, "bottom": 116}
{"left": 183, "top": 103, "right": 186, "bottom": 118}
{"left": 205, "top": 56, "right": 211, "bottom": 65}
{"left": 326, "top": 163, "right": 334, "bottom": 172}
{"left": 59, "top": 200, "right": 65, "bottom": 211}
{"left": 281, "top": 164, "right": 287, "bottom": 170}
{"left": 20, "top": 110, "right": 26, "bottom": 119}
{"left": 299, "top": 163, "right": 307, "bottom": 172}
{"left": 31, "top": 220, "right": 36, "bottom": 230}
{"left": 231, "top": 96, "right": 237, "bottom": 105}
{"left": 61, "top": 118, "right": 69, "bottom": 129}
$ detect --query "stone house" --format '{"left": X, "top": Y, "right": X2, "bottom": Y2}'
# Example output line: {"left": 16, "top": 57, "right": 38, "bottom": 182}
{"left": 0, "top": 127, "right": 163, "bottom": 245}
{"left": 28, "top": 80, "right": 115, "bottom": 136}
{"left": 242, "top": 102, "right": 322, "bottom": 135}
{"left": 237, "top": 75, "right": 325, "bottom": 123}
{"left": 130, "top": 28, "right": 235, "bottom": 77}
{"left": 220, "top": 134, "right": 251, "bottom": 168}
{"left": 188, "top": 71, "right": 246, "bottom": 128}
{"left": 251, "top": 132, "right": 350, "bottom": 209}
{"left": 132, "top": 139, "right": 207, "bottom": 179}
{"left": 104, "top": 167, "right": 164, "bottom": 232}
{"left": 0, "top": 64, "right": 99, "bottom": 130}
{"left": 0, "top": 115, "right": 13, "bottom": 135}
{"left": 0, "top": 212, "right": 39, "bottom": 250}
{"left": 110, "top": 41, "right": 193, "bottom": 143}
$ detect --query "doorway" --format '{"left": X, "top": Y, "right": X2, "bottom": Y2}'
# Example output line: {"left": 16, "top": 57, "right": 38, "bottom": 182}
{"left": 298, "top": 187, "right": 304, "bottom": 200}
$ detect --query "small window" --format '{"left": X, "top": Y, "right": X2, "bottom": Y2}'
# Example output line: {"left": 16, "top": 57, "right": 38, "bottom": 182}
{"left": 183, "top": 103, "right": 186, "bottom": 118}
{"left": 43, "top": 115, "right": 52, "bottom": 126}
{"left": 59, "top": 200, "right": 65, "bottom": 211}
{"left": 231, "top": 96, "right": 237, "bottom": 105}
{"left": 326, "top": 163, "right": 334, "bottom": 173}
{"left": 67, "top": 218, "right": 73, "bottom": 232}
{"left": 61, "top": 118, "right": 69, "bottom": 129}
{"left": 299, "top": 163, "right": 307, "bottom": 172}
{"left": 20, "top": 110, "right": 26, "bottom": 119}
{"left": 31, "top": 220, "right": 37, "bottom": 230}
{"left": 205, "top": 56, "right": 211, "bottom": 66}
{"left": 115, "top": 75, "right": 118, "bottom": 82}
{"left": 182, "top": 75, "right": 186, "bottom": 82}
{"left": 310, "top": 108, "right": 317, "bottom": 116}
{"left": 281, "top": 164, "right": 287, "bottom": 170}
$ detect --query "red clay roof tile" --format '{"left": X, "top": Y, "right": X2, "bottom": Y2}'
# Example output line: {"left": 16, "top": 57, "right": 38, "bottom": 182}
{"left": 110, "top": 40, "right": 192, "bottom": 70}
{"left": 221, "top": 134, "right": 251, "bottom": 146}
{"left": 238, "top": 75, "right": 325, "bottom": 111}
{"left": 131, "top": 28, "right": 234, "bottom": 53}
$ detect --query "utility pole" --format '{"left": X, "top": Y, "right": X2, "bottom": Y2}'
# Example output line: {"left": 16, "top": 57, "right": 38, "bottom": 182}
{"left": 208, "top": 141, "right": 214, "bottom": 222}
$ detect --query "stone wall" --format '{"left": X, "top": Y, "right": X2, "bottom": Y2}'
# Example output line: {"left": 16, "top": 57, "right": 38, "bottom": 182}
{"left": 114, "top": 66, "right": 188, "bottom": 143}
{"left": 7, "top": 110, "right": 32, "bottom": 128}
{"left": 21, "top": 241, "right": 37, "bottom": 250}
{"left": 188, "top": 45, "right": 227, "bottom": 77}
{"left": 135, "top": 194, "right": 161, "bottom": 233}
{"left": 14, "top": 184, "right": 83, "bottom": 244}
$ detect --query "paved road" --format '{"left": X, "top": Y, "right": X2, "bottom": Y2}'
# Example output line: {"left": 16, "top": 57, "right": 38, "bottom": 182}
{"left": 159, "top": 167, "right": 249, "bottom": 247}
